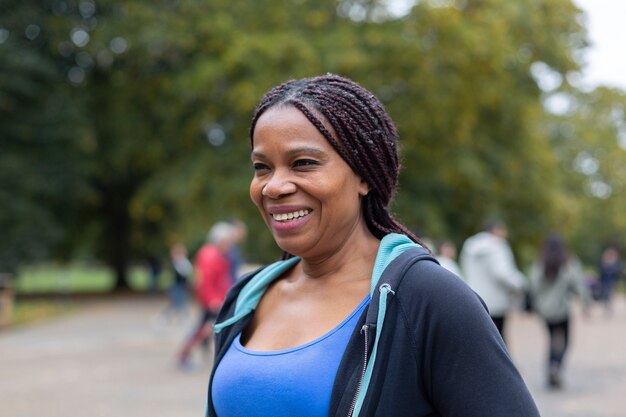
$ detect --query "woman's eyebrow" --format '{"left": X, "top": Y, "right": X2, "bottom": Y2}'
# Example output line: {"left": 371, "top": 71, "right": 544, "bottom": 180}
{"left": 285, "top": 147, "right": 326, "bottom": 158}
{"left": 251, "top": 146, "right": 327, "bottom": 160}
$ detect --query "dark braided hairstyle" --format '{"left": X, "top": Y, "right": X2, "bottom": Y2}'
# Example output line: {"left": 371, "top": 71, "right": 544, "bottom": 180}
{"left": 250, "top": 74, "right": 427, "bottom": 250}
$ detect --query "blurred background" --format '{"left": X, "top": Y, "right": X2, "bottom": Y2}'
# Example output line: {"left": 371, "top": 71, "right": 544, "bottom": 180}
{"left": 0, "top": 1, "right": 624, "bottom": 416}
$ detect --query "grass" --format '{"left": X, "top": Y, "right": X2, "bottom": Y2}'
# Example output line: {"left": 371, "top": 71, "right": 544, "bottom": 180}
{"left": 1, "top": 263, "right": 174, "bottom": 327}
{"left": 14, "top": 263, "right": 172, "bottom": 294}
{"left": 10, "top": 300, "right": 79, "bottom": 327}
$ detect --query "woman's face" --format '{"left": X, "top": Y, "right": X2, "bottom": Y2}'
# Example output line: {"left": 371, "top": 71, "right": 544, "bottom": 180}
{"left": 250, "top": 105, "right": 369, "bottom": 258}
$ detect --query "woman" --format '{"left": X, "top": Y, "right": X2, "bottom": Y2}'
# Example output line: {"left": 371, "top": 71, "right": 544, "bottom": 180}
{"left": 207, "top": 75, "right": 539, "bottom": 416}
{"left": 530, "top": 232, "right": 591, "bottom": 389}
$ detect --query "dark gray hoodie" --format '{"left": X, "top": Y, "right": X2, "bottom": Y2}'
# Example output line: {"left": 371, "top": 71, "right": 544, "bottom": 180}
{"left": 206, "top": 234, "right": 540, "bottom": 417}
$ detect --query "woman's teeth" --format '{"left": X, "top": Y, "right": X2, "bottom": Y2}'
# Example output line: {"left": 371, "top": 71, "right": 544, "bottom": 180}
{"left": 272, "top": 209, "right": 310, "bottom": 222}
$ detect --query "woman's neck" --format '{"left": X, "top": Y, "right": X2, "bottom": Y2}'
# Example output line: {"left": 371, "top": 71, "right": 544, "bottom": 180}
{"left": 296, "top": 224, "right": 380, "bottom": 284}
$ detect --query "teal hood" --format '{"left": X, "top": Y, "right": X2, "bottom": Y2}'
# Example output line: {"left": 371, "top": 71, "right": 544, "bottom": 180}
{"left": 214, "top": 233, "right": 420, "bottom": 333}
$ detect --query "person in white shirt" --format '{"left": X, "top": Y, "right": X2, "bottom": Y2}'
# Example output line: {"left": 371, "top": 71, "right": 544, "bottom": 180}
{"left": 459, "top": 219, "right": 527, "bottom": 342}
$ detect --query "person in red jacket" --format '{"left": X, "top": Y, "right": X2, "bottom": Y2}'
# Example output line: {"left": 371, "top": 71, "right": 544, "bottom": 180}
{"left": 179, "top": 222, "right": 235, "bottom": 369}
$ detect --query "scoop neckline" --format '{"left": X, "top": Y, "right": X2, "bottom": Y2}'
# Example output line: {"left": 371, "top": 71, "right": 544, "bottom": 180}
{"left": 234, "top": 295, "right": 370, "bottom": 356}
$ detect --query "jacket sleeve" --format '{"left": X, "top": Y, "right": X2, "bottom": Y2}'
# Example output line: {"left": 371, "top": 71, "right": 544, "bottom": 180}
{"left": 410, "top": 263, "right": 540, "bottom": 417}
{"left": 486, "top": 241, "right": 527, "bottom": 292}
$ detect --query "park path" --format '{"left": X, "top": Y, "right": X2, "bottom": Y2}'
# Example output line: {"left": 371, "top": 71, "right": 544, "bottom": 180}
{"left": 0, "top": 297, "right": 210, "bottom": 417}
{"left": 507, "top": 295, "right": 626, "bottom": 417}
{"left": 1, "top": 294, "right": 625, "bottom": 417}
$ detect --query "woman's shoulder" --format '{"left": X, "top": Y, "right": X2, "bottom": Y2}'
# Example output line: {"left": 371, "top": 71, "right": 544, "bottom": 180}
{"left": 389, "top": 251, "right": 486, "bottom": 311}
{"left": 219, "top": 265, "right": 265, "bottom": 309}
{"left": 388, "top": 251, "right": 498, "bottom": 350}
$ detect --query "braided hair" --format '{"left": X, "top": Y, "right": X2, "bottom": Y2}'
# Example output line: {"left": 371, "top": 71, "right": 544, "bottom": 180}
{"left": 250, "top": 74, "right": 426, "bottom": 249}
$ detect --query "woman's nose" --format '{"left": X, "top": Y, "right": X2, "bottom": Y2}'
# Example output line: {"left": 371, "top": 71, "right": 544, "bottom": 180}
{"left": 262, "top": 169, "right": 296, "bottom": 199}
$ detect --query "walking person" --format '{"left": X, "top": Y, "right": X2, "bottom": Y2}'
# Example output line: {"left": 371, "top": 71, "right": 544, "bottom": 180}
{"left": 178, "top": 222, "right": 235, "bottom": 370}
{"left": 146, "top": 255, "right": 162, "bottom": 294}
{"left": 459, "top": 218, "right": 527, "bottom": 342}
{"left": 206, "top": 74, "right": 540, "bottom": 416}
{"left": 168, "top": 243, "right": 193, "bottom": 319}
{"left": 226, "top": 219, "right": 247, "bottom": 284}
{"left": 530, "top": 232, "right": 592, "bottom": 389}
{"left": 153, "top": 243, "right": 193, "bottom": 328}
{"left": 598, "top": 246, "right": 623, "bottom": 315}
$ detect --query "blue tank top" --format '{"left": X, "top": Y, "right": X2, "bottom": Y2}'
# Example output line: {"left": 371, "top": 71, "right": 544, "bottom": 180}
{"left": 212, "top": 296, "right": 370, "bottom": 417}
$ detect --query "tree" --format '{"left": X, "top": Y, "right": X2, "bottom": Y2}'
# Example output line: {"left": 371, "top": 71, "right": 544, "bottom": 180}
{"left": 0, "top": 3, "right": 90, "bottom": 273}
{"left": 2, "top": 0, "right": 606, "bottom": 285}
{"left": 349, "top": 0, "right": 586, "bottom": 261}
{"left": 544, "top": 86, "right": 626, "bottom": 263}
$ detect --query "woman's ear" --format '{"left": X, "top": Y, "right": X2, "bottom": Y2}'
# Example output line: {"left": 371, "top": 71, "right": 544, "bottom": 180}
{"left": 358, "top": 178, "right": 370, "bottom": 197}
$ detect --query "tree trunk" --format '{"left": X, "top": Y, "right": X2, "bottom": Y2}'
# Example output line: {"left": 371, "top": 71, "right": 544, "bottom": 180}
{"left": 99, "top": 182, "right": 134, "bottom": 292}
{"left": 112, "top": 253, "right": 131, "bottom": 291}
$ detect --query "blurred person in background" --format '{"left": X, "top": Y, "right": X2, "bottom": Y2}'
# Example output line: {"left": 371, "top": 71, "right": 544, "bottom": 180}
{"left": 598, "top": 246, "right": 623, "bottom": 316}
{"left": 435, "top": 239, "right": 463, "bottom": 279}
{"left": 146, "top": 255, "right": 162, "bottom": 293}
{"left": 178, "top": 222, "right": 235, "bottom": 370}
{"left": 227, "top": 219, "right": 248, "bottom": 283}
{"left": 153, "top": 243, "right": 193, "bottom": 327}
{"left": 206, "top": 75, "right": 540, "bottom": 417}
{"left": 168, "top": 243, "right": 193, "bottom": 319}
{"left": 530, "top": 232, "right": 591, "bottom": 389}
{"left": 459, "top": 219, "right": 527, "bottom": 343}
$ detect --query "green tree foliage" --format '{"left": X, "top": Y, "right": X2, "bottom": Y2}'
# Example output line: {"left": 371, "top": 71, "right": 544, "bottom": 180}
{"left": 544, "top": 86, "right": 626, "bottom": 262}
{"left": 0, "top": 2, "right": 90, "bottom": 273}
{"left": 338, "top": 0, "right": 586, "bottom": 260}
{"left": 3, "top": 0, "right": 622, "bottom": 285}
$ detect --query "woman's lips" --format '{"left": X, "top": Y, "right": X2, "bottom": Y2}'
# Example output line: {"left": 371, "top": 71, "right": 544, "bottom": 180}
{"left": 271, "top": 209, "right": 310, "bottom": 222}
{"left": 268, "top": 207, "right": 312, "bottom": 231}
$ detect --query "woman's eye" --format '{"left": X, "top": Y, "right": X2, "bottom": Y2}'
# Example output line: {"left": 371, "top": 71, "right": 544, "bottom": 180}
{"left": 293, "top": 159, "right": 318, "bottom": 168}
{"left": 253, "top": 162, "right": 269, "bottom": 171}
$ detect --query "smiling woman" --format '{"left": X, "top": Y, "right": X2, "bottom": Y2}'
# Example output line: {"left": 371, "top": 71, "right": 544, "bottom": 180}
{"left": 250, "top": 106, "right": 370, "bottom": 259}
{"left": 205, "top": 74, "right": 541, "bottom": 417}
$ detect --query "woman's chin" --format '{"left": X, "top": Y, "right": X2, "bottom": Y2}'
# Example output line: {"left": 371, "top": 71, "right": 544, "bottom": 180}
{"left": 274, "top": 239, "right": 307, "bottom": 258}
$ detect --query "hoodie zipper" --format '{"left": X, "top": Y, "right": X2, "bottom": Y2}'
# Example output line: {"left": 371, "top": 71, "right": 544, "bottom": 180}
{"left": 347, "top": 324, "right": 370, "bottom": 417}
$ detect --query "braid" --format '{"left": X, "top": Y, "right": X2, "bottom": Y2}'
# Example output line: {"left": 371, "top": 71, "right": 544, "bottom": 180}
{"left": 363, "top": 195, "right": 420, "bottom": 243}
{"left": 250, "top": 74, "right": 428, "bottom": 250}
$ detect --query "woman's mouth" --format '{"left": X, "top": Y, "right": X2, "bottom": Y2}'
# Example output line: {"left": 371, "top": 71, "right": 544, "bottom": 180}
{"left": 269, "top": 208, "right": 312, "bottom": 232}
{"left": 271, "top": 209, "right": 310, "bottom": 222}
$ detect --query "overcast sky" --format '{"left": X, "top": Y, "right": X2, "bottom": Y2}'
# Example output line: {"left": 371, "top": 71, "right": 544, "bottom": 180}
{"left": 573, "top": 0, "right": 626, "bottom": 91}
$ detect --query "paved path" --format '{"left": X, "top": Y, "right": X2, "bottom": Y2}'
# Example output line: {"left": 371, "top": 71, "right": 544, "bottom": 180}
{"left": 0, "top": 297, "right": 210, "bottom": 417}
{"left": 507, "top": 296, "right": 626, "bottom": 417}
{"left": 1, "top": 295, "right": 625, "bottom": 417}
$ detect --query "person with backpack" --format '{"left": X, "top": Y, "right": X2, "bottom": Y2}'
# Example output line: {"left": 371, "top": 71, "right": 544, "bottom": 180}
{"left": 205, "top": 75, "right": 540, "bottom": 416}
{"left": 530, "top": 232, "right": 591, "bottom": 389}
